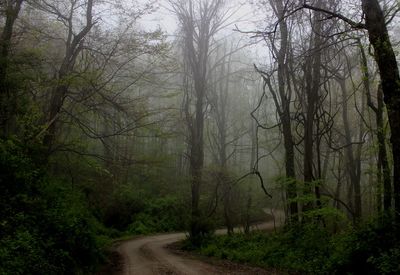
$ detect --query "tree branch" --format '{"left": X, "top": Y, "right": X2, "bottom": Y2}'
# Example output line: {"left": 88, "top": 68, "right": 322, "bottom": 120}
{"left": 302, "top": 3, "right": 366, "bottom": 29}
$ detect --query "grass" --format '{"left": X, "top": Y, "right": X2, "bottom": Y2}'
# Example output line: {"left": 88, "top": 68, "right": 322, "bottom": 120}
{"left": 187, "top": 219, "right": 400, "bottom": 274}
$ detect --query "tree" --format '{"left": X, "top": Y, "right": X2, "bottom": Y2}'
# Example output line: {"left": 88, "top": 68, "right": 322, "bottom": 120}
{"left": 302, "top": 0, "right": 400, "bottom": 223}
{"left": 208, "top": 41, "right": 234, "bottom": 233}
{"left": 0, "top": 0, "right": 24, "bottom": 137}
{"left": 359, "top": 40, "right": 392, "bottom": 212}
{"left": 361, "top": 0, "right": 400, "bottom": 222}
{"left": 301, "top": 0, "right": 325, "bottom": 212}
{"left": 170, "top": 0, "right": 225, "bottom": 241}
{"left": 34, "top": 0, "right": 96, "bottom": 151}
{"left": 256, "top": 0, "right": 298, "bottom": 222}
{"left": 336, "top": 67, "right": 364, "bottom": 220}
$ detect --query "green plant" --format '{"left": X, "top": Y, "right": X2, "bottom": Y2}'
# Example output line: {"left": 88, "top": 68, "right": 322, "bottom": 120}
{"left": 190, "top": 216, "right": 400, "bottom": 275}
{"left": 0, "top": 139, "right": 105, "bottom": 274}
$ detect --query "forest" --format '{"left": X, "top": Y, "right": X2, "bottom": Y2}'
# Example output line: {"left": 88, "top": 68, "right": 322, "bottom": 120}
{"left": 0, "top": 0, "right": 400, "bottom": 274}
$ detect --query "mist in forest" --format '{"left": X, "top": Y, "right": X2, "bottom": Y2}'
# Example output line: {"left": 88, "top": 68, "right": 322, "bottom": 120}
{"left": 1, "top": 0, "right": 400, "bottom": 274}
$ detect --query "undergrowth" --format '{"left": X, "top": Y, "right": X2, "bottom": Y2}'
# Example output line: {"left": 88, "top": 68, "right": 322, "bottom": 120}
{"left": 191, "top": 218, "right": 400, "bottom": 274}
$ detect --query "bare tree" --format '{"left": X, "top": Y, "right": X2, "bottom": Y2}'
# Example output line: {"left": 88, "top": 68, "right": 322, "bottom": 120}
{"left": 256, "top": 0, "right": 298, "bottom": 222}
{"left": 170, "top": 0, "right": 225, "bottom": 240}
{"left": 301, "top": 0, "right": 400, "bottom": 224}
{"left": 208, "top": 40, "right": 248, "bottom": 234}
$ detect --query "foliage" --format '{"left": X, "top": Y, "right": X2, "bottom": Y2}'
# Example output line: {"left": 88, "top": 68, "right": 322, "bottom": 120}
{"left": 127, "top": 196, "right": 189, "bottom": 235}
{"left": 337, "top": 214, "right": 400, "bottom": 274}
{"left": 0, "top": 139, "right": 108, "bottom": 274}
{"left": 102, "top": 184, "right": 147, "bottom": 231}
{"left": 195, "top": 225, "right": 337, "bottom": 273}
{"left": 193, "top": 218, "right": 400, "bottom": 274}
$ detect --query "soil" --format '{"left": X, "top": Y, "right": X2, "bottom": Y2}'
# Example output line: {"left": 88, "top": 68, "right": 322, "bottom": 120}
{"left": 99, "top": 208, "right": 284, "bottom": 275}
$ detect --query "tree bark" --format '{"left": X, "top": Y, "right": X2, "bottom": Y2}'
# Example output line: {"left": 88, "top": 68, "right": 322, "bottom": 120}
{"left": 377, "top": 87, "right": 392, "bottom": 211}
{"left": 0, "top": 0, "right": 24, "bottom": 137}
{"left": 265, "top": 0, "right": 298, "bottom": 220}
{"left": 172, "top": 0, "right": 224, "bottom": 240}
{"left": 361, "top": 0, "right": 400, "bottom": 222}
{"left": 303, "top": 1, "right": 323, "bottom": 211}
{"left": 360, "top": 41, "right": 392, "bottom": 213}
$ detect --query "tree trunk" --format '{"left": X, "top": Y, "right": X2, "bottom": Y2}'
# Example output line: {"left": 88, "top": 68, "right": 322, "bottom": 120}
{"left": 339, "top": 78, "right": 362, "bottom": 220}
{"left": 0, "top": 0, "right": 24, "bottom": 137}
{"left": 43, "top": 84, "right": 68, "bottom": 150}
{"left": 376, "top": 87, "right": 392, "bottom": 211}
{"left": 42, "top": 0, "right": 94, "bottom": 152}
{"left": 303, "top": 2, "right": 323, "bottom": 211}
{"left": 189, "top": 79, "right": 205, "bottom": 238}
{"left": 361, "top": 0, "right": 400, "bottom": 223}
{"left": 268, "top": 0, "right": 298, "bottom": 220}
{"left": 360, "top": 41, "right": 392, "bottom": 213}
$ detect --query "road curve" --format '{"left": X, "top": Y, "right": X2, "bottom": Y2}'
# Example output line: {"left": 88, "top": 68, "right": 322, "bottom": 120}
{"left": 116, "top": 209, "right": 284, "bottom": 275}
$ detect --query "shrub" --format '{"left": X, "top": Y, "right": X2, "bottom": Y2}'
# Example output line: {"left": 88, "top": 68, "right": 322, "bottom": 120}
{"left": 193, "top": 218, "right": 400, "bottom": 274}
{"left": 0, "top": 139, "right": 104, "bottom": 274}
{"left": 126, "top": 196, "right": 189, "bottom": 235}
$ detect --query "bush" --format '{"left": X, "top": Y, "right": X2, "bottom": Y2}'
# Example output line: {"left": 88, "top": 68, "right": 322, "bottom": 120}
{"left": 336, "top": 215, "right": 400, "bottom": 274}
{"left": 103, "top": 184, "right": 146, "bottom": 230}
{"left": 39, "top": 182, "right": 104, "bottom": 273}
{"left": 126, "top": 196, "right": 189, "bottom": 235}
{"left": 193, "top": 219, "right": 400, "bottom": 274}
{"left": 0, "top": 139, "right": 105, "bottom": 274}
{"left": 368, "top": 248, "right": 400, "bottom": 274}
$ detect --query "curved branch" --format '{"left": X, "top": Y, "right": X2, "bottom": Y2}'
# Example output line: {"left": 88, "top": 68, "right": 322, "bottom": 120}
{"left": 302, "top": 3, "right": 366, "bottom": 29}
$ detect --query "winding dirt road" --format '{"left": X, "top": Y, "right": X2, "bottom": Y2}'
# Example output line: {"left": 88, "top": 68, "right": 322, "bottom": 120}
{"left": 115, "top": 209, "right": 284, "bottom": 275}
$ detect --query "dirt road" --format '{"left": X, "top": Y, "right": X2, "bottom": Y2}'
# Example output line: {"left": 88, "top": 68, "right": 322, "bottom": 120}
{"left": 115, "top": 209, "right": 284, "bottom": 275}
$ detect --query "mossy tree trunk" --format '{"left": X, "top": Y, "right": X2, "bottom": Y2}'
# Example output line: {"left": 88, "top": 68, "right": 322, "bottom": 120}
{"left": 361, "top": 0, "right": 400, "bottom": 223}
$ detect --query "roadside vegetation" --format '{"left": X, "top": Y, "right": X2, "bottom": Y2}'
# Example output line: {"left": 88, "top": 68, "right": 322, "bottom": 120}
{"left": 1, "top": 0, "right": 400, "bottom": 274}
{"left": 189, "top": 214, "right": 400, "bottom": 274}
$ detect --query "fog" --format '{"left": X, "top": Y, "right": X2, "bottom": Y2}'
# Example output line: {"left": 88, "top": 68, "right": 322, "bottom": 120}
{"left": 1, "top": 0, "right": 400, "bottom": 273}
